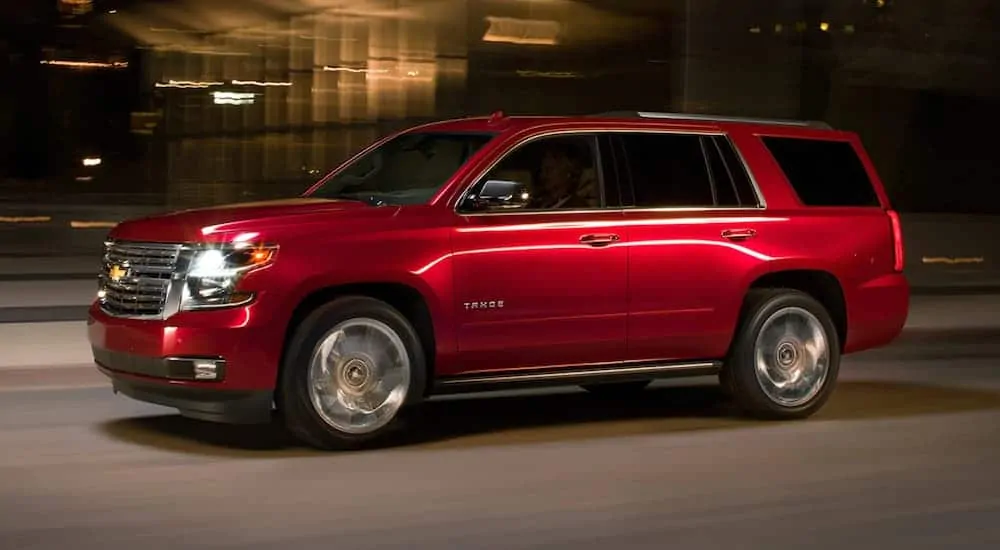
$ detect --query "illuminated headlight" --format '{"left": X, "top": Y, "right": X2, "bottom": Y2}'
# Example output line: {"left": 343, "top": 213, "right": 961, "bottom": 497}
{"left": 180, "top": 244, "right": 277, "bottom": 311}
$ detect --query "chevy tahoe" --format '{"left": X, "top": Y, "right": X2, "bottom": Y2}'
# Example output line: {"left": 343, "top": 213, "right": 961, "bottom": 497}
{"left": 88, "top": 111, "right": 910, "bottom": 450}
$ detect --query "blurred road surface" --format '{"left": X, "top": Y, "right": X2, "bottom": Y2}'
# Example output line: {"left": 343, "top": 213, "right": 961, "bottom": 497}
{"left": 1, "top": 317, "right": 1000, "bottom": 548}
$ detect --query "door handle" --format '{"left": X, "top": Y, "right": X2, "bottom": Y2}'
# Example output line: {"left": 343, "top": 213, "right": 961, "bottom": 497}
{"left": 721, "top": 228, "right": 757, "bottom": 241}
{"left": 579, "top": 233, "right": 620, "bottom": 247}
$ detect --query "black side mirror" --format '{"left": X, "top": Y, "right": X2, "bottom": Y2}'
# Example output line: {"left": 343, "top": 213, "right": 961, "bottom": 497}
{"left": 464, "top": 179, "right": 530, "bottom": 211}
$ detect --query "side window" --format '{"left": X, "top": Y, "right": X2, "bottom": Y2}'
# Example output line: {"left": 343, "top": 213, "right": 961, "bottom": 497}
{"left": 760, "top": 136, "right": 880, "bottom": 207}
{"left": 597, "top": 135, "right": 623, "bottom": 208}
{"left": 610, "top": 135, "right": 634, "bottom": 207}
{"left": 460, "top": 135, "right": 603, "bottom": 212}
{"left": 703, "top": 136, "right": 761, "bottom": 207}
{"left": 616, "top": 133, "right": 716, "bottom": 208}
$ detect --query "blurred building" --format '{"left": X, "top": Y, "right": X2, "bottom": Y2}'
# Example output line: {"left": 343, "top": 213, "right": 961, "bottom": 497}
{"left": 5, "top": 0, "right": 1000, "bottom": 212}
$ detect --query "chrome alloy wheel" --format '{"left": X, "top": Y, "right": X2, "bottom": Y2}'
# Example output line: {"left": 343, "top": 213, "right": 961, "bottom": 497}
{"left": 752, "top": 306, "right": 830, "bottom": 407}
{"left": 307, "top": 317, "right": 411, "bottom": 435}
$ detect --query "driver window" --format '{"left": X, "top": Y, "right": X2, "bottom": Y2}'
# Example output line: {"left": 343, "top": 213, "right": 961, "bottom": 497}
{"left": 463, "top": 135, "right": 602, "bottom": 212}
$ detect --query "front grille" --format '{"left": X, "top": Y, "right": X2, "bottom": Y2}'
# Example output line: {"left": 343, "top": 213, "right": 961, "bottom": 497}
{"left": 99, "top": 241, "right": 183, "bottom": 318}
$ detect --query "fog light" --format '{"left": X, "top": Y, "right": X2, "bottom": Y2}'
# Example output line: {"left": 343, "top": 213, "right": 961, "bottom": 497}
{"left": 165, "top": 357, "right": 226, "bottom": 381}
{"left": 193, "top": 360, "right": 221, "bottom": 380}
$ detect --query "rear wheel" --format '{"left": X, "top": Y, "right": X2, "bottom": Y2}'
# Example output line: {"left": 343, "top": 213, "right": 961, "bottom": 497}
{"left": 279, "top": 296, "right": 427, "bottom": 450}
{"left": 722, "top": 289, "right": 840, "bottom": 419}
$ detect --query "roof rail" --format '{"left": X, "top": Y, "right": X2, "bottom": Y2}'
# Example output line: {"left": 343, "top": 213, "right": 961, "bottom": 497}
{"left": 594, "top": 111, "right": 833, "bottom": 130}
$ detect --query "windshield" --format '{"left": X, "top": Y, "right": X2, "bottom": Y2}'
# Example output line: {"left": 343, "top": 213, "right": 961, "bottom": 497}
{"left": 307, "top": 131, "right": 497, "bottom": 205}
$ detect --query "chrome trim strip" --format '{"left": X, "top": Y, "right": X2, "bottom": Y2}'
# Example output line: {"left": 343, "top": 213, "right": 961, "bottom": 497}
{"left": 100, "top": 240, "right": 276, "bottom": 320}
{"left": 99, "top": 241, "right": 184, "bottom": 320}
{"left": 161, "top": 246, "right": 196, "bottom": 320}
{"left": 453, "top": 128, "right": 766, "bottom": 216}
{"left": 723, "top": 134, "right": 768, "bottom": 209}
{"left": 596, "top": 111, "right": 832, "bottom": 130}
{"left": 436, "top": 361, "right": 720, "bottom": 386}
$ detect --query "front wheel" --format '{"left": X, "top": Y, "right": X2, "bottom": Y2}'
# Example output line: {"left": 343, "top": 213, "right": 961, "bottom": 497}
{"left": 723, "top": 289, "right": 840, "bottom": 420}
{"left": 279, "top": 296, "right": 427, "bottom": 450}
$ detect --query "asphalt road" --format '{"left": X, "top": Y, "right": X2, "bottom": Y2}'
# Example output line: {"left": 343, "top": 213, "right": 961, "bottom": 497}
{"left": 2, "top": 325, "right": 1000, "bottom": 549}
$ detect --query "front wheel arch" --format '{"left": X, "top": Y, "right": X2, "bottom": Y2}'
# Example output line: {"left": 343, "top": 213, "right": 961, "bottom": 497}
{"left": 278, "top": 295, "right": 429, "bottom": 450}
{"left": 276, "top": 282, "right": 439, "bottom": 413}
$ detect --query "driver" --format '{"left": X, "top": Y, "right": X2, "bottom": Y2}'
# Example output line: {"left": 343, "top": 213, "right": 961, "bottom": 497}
{"left": 527, "top": 145, "right": 596, "bottom": 209}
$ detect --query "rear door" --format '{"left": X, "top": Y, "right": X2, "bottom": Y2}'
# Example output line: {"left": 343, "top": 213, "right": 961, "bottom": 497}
{"left": 611, "top": 131, "right": 777, "bottom": 362}
{"left": 450, "top": 133, "right": 629, "bottom": 374}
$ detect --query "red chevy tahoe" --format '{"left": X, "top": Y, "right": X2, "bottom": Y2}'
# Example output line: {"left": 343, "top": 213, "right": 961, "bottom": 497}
{"left": 89, "top": 111, "right": 909, "bottom": 450}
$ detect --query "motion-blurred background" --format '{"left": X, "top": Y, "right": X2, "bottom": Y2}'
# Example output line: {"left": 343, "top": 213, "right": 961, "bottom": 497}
{"left": 4, "top": 5, "right": 1000, "bottom": 549}
{"left": 2, "top": 0, "right": 999, "bottom": 280}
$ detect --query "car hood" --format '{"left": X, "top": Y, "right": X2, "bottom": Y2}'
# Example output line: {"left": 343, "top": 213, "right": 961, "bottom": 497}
{"left": 108, "top": 197, "right": 390, "bottom": 243}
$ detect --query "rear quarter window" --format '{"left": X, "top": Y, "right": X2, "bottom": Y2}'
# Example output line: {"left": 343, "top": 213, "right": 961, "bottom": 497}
{"left": 760, "top": 136, "right": 880, "bottom": 207}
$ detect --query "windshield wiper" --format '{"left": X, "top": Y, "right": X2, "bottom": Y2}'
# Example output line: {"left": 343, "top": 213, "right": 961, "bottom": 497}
{"left": 325, "top": 193, "right": 388, "bottom": 207}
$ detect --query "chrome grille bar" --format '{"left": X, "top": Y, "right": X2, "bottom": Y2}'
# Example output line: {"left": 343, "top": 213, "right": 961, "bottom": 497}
{"left": 99, "top": 241, "right": 183, "bottom": 318}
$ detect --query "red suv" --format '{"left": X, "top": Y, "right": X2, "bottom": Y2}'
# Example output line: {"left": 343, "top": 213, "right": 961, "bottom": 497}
{"left": 88, "top": 111, "right": 909, "bottom": 449}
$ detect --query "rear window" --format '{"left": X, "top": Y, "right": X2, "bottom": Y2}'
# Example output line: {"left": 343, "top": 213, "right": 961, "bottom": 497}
{"left": 760, "top": 136, "right": 880, "bottom": 207}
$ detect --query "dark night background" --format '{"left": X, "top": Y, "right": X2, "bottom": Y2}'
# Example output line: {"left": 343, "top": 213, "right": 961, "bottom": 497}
{"left": 2, "top": 0, "right": 999, "bottom": 213}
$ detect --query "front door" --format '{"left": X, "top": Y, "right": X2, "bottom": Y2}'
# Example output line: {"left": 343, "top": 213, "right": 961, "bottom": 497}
{"left": 450, "top": 133, "right": 628, "bottom": 374}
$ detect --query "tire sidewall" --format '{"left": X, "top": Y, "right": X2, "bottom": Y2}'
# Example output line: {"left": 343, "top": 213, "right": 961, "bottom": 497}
{"left": 280, "top": 296, "right": 427, "bottom": 449}
{"left": 729, "top": 290, "right": 841, "bottom": 418}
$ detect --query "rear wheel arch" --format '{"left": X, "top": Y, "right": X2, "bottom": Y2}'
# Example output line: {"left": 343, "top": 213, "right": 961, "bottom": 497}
{"left": 739, "top": 269, "right": 848, "bottom": 352}
{"left": 722, "top": 287, "right": 841, "bottom": 419}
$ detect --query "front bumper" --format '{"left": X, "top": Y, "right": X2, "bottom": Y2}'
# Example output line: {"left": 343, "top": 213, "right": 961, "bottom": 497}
{"left": 97, "top": 361, "right": 273, "bottom": 424}
{"left": 88, "top": 301, "right": 284, "bottom": 424}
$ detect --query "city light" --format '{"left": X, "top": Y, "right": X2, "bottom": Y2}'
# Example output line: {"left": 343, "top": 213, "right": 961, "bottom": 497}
{"left": 155, "top": 80, "right": 224, "bottom": 88}
{"left": 58, "top": 0, "right": 93, "bottom": 16}
{"left": 230, "top": 80, "right": 293, "bottom": 87}
{"left": 211, "top": 91, "right": 256, "bottom": 105}
{"left": 40, "top": 60, "right": 128, "bottom": 69}
{"left": 482, "top": 16, "right": 560, "bottom": 46}
{"left": 322, "top": 66, "right": 389, "bottom": 74}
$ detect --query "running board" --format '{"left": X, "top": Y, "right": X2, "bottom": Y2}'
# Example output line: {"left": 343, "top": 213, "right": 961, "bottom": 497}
{"left": 432, "top": 360, "right": 722, "bottom": 395}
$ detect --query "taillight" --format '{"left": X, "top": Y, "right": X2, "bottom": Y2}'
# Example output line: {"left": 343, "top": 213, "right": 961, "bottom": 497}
{"left": 887, "top": 209, "right": 904, "bottom": 272}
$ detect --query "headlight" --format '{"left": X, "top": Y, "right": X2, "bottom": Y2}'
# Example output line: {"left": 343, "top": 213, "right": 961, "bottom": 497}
{"left": 180, "top": 243, "right": 277, "bottom": 311}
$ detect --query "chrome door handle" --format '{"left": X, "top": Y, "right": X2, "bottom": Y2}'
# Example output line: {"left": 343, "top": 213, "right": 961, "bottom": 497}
{"left": 579, "top": 233, "right": 620, "bottom": 247}
{"left": 721, "top": 228, "right": 757, "bottom": 241}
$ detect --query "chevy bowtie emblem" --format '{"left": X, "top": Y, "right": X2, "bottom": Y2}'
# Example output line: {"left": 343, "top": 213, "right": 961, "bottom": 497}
{"left": 108, "top": 264, "right": 128, "bottom": 282}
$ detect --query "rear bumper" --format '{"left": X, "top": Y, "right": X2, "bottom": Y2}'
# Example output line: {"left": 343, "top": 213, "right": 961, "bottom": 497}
{"left": 845, "top": 272, "right": 910, "bottom": 354}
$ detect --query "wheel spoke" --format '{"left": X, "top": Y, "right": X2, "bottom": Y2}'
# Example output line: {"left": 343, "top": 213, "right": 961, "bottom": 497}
{"left": 753, "top": 306, "right": 830, "bottom": 407}
{"left": 306, "top": 317, "right": 411, "bottom": 435}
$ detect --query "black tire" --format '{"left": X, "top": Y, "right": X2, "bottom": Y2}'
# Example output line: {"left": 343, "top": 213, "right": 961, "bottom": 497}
{"left": 580, "top": 380, "right": 651, "bottom": 396}
{"left": 278, "top": 296, "right": 427, "bottom": 450}
{"left": 722, "top": 288, "right": 840, "bottom": 420}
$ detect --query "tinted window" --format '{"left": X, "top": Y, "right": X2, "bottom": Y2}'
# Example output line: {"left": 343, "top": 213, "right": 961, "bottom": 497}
{"left": 610, "top": 135, "right": 634, "bottom": 207}
{"left": 597, "top": 135, "right": 623, "bottom": 208}
{"left": 617, "top": 133, "right": 715, "bottom": 208}
{"left": 761, "top": 136, "right": 879, "bottom": 207}
{"left": 463, "top": 134, "right": 603, "bottom": 212}
{"left": 705, "top": 136, "right": 760, "bottom": 207}
{"left": 310, "top": 132, "right": 495, "bottom": 205}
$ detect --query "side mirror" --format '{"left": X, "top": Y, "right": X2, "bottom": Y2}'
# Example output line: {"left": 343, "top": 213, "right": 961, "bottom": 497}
{"left": 466, "top": 179, "right": 530, "bottom": 211}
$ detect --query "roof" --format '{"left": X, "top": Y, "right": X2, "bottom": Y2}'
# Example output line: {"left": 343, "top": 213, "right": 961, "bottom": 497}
{"left": 410, "top": 111, "right": 838, "bottom": 136}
